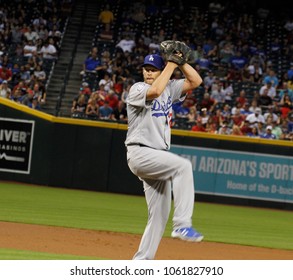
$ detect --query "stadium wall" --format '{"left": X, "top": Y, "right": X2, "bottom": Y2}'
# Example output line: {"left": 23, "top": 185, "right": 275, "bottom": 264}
{"left": 1, "top": 98, "right": 292, "bottom": 209}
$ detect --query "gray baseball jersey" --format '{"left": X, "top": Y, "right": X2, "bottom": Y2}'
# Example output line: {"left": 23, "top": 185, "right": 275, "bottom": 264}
{"left": 125, "top": 79, "right": 185, "bottom": 150}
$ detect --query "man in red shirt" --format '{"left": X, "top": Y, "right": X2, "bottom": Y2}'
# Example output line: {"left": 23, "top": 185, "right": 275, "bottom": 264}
{"left": 0, "top": 64, "right": 12, "bottom": 82}
{"left": 105, "top": 89, "right": 119, "bottom": 109}
{"left": 191, "top": 118, "right": 207, "bottom": 132}
{"left": 199, "top": 92, "right": 217, "bottom": 113}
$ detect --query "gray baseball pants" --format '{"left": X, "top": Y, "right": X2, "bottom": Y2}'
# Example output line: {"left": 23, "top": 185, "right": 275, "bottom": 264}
{"left": 126, "top": 145, "right": 195, "bottom": 260}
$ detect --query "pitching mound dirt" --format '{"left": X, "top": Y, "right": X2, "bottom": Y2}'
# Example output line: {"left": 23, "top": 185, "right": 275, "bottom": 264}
{"left": 0, "top": 221, "right": 292, "bottom": 260}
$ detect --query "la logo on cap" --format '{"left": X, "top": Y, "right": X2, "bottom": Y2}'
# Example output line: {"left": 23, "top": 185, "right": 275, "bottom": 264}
{"left": 142, "top": 54, "right": 164, "bottom": 70}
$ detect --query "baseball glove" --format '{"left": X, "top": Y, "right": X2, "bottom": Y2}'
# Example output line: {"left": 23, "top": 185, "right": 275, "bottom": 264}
{"left": 160, "top": 40, "right": 193, "bottom": 65}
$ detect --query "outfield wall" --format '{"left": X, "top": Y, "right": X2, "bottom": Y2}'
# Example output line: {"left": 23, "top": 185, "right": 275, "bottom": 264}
{"left": 1, "top": 98, "right": 293, "bottom": 209}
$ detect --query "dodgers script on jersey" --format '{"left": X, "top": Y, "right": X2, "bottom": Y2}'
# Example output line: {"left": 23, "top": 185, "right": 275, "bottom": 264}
{"left": 125, "top": 79, "right": 185, "bottom": 150}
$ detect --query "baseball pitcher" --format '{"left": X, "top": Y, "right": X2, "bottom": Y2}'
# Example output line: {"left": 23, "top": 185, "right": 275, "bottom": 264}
{"left": 125, "top": 41, "right": 204, "bottom": 260}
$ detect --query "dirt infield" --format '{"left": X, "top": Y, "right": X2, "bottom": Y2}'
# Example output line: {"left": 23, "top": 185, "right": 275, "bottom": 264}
{"left": 1, "top": 222, "right": 293, "bottom": 260}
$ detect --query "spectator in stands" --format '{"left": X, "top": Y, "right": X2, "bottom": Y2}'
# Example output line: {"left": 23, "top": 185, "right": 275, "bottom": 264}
{"left": 239, "top": 100, "right": 250, "bottom": 115}
{"left": 0, "top": 64, "right": 12, "bottom": 83}
{"left": 99, "top": 72, "right": 114, "bottom": 92}
{"left": 48, "top": 24, "right": 62, "bottom": 45}
{"left": 235, "top": 89, "right": 248, "bottom": 108}
{"left": 111, "top": 100, "right": 127, "bottom": 122}
{"left": 259, "top": 82, "right": 276, "bottom": 99}
{"left": 266, "top": 116, "right": 282, "bottom": 139}
{"left": 72, "top": 87, "right": 88, "bottom": 112}
{"left": 80, "top": 82, "right": 92, "bottom": 98}
{"left": 131, "top": 2, "right": 146, "bottom": 24}
{"left": 121, "top": 83, "right": 131, "bottom": 104}
{"left": 240, "top": 119, "right": 252, "bottom": 135}
{"left": 39, "top": 38, "right": 58, "bottom": 60}
{"left": 231, "top": 101, "right": 242, "bottom": 115}
{"left": 11, "top": 62, "right": 21, "bottom": 82}
{"left": 221, "top": 81, "right": 234, "bottom": 102}
{"left": 210, "top": 108, "right": 224, "bottom": 129}
{"left": 249, "top": 52, "right": 265, "bottom": 70}
{"left": 287, "top": 75, "right": 293, "bottom": 91}
{"left": 115, "top": 34, "right": 136, "bottom": 53}
{"left": 260, "top": 125, "right": 277, "bottom": 139}
{"left": 191, "top": 117, "right": 207, "bottom": 132}
{"left": 10, "top": 87, "right": 23, "bottom": 103}
{"left": 112, "top": 65, "right": 128, "bottom": 96}
{"left": 33, "top": 63, "right": 46, "bottom": 83}
{"left": 264, "top": 105, "right": 279, "bottom": 123}
{"left": 105, "top": 89, "right": 119, "bottom": 110}
{"left": 141, "top": 29, "right": 152, "bottom": 47}
{"left": 246, "top": 126, "right": 259, "bottom": 137}
{"left": 12, "top": 79, "right": 27, "bottom": 95}
{"left": 32, "top": 82, "right": 46, "bottom": 105}
{"left": 120, "top": 25, "right": 136, "bottom": 41}
{"left": 23, "top": 39, "right": 38, "bottom": 58}
{"left": 24, "top": 26, "right": 39, "bottom": 43}
{"left": 208, "top": 0, "right": 223, "bottom": 15}
{"left": 71, "top": 94, "right": 87, "bottom": 118}
{"left": 199, "top": 107, "right": 210, "bottom": 127}
{"left": 206, "top": 118, "right": 218, "bottom": 134}
{"left": 231, "top": 124, "right": 243, "bottom": 136}
{"left": 11, "top": 24, "right": 23, "bottom": 44}
{"left": 98, "top": 4, "right": 114, "bottom": 27}
{"left": 0, "top": 80, "right": 11, "bottom": 99}
{"left": 279, "top": 92, "right": 293, "bottom": 108}
{"left": 278, "top": 81, "right": 293, "bottom": 100}
{"left": 193, "top": 45, "right": 204, "bottom": 62}
{"left": 100, "top": 50, "right": 113, "bottom": 73}
{"left": 81, "top": 47, "right": 107, "bottom": 78}
{"left": 279, "top": 99, "right": 292, "bottom": 120}
{"left": 258, "top": 87, "right": 273, "bottom": 109}
{"left": 210, "top": 80, "right": 226, "bottom": 104}
{"left": 219, "top": 42, "right": 234, "bottom": 65}
{"left": 226, "top": 66, "right": 243, "bottom": 82}
{"left": 231, "top": 108, "right": 245, "bottom": 127}
{"left": 98, "top": 23, "right": 114, "bottom": 42}
{"left": 199, "top": 92, "right": 217, "bottom": 113}
{"left": 1, "top": 54, "right": 13, "bottom": 69}
{"left": 28, "top": 95, "right": 41, "bottom": 110}
{"left": 203, "top": 70, "right": 216, "bottom": 91}
{"left": 85, "top": 95, "right": 100, "bottom": 120}
{"left": 186, "top": 105, "right": 197, "bottom": 124}
{"left": 249, "top": 98, "right": 262, "bottom": 114}
{"left": 37, "top": 23, "right": 49, "bottom": 41}
{"left": 195, "top": 53, "right": 213, "bottom": 74}
{"left": 221, "top": 103, "right": 232, "bottom": 122}
{"left": 173, "top": 99, "right": 191, "bottom": 121}
{"left": 245, "top": 108, "right": 265, "bottom": 128}
{"left": 262, "top": 69, "right": 279, "bottom": 88}
{"left": 94, "top": 84, "right": 107, "bottom": 106}
{"left": 17, "top": 64, "right": 30, "bottom": 85}
{"left": 246, "top": 61, "right": 263, "bottom": 83}
{"left": 99, "top": 100, "right": 113, "bottom": 120}
{"left": 218, "top": 121, "right": 231, "bottom": 135}
{"left": 19, "top": 88, "right": 35, "bottom": 106}
{"left": 229, "top": 50, "right": 248, "bottom": 71}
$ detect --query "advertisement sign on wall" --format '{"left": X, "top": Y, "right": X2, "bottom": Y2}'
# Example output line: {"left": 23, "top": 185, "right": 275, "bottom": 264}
{"left": 0, "top": 118, "right": 35, "bottom": 174}
{"left": 171, "top": 145, "right": 293, "bottom": 204}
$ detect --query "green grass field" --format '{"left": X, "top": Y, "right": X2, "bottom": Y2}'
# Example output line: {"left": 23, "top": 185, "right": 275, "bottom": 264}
{"left": 0, "top": 182, "right": 292, "bottom": 259}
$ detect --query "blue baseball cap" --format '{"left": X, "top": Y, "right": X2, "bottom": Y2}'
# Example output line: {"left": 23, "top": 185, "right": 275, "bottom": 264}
{"left": 142, "top": 54, "right": 164, "bottom": 70}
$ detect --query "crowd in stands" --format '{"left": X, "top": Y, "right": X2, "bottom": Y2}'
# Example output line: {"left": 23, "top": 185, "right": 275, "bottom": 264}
{"left": 2, "top": 1, "right": 292, "bottom": 141}
{"left": 0, "top": 0, "right": 70, "bottom": 110}
{"left": 73, "top": 0, "right": 293, "bottom": 141}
